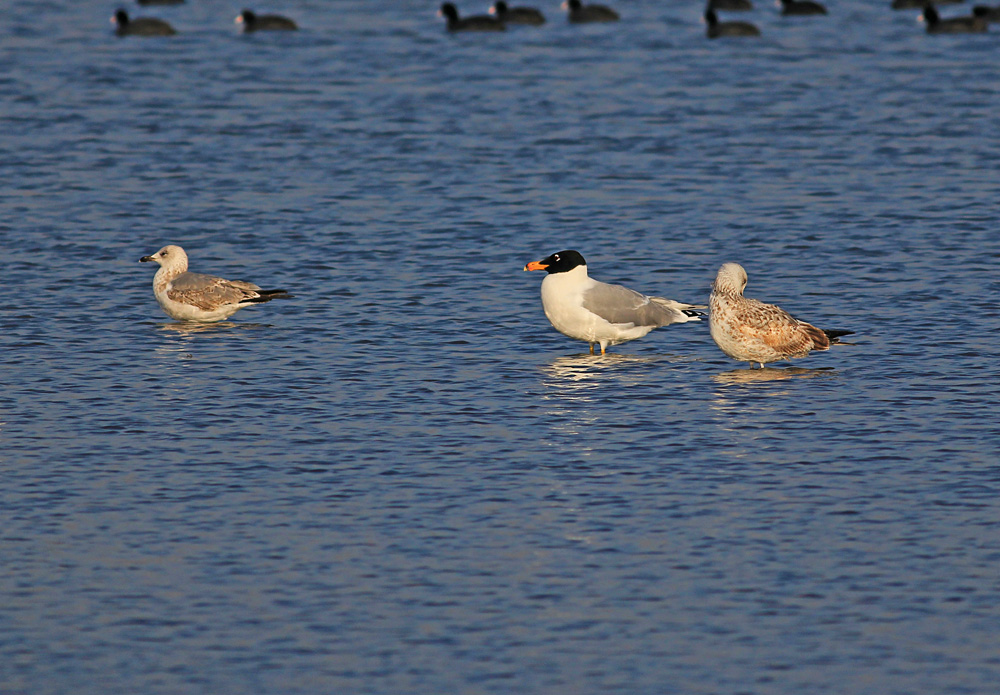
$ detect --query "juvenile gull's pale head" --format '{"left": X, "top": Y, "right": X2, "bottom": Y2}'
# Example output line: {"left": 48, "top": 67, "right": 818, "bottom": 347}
{"left": 140, "top": 244, "right": 189, "bottom": 271}
{"left": 713, "top": 262, "right": 748, "bottom": 295}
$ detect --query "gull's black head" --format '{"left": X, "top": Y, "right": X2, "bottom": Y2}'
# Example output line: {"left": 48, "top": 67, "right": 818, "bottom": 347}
{"left": 113, "top": 9, "right": 129, "bottom": 26}
{"left": 493, "top": 1, "right": 509, "bottom": 13}
{"left": 524, "top": 250, "right": 587, "bottom": 274}
{"left": 439, "top": 3, "right": 459, "bottom": 21}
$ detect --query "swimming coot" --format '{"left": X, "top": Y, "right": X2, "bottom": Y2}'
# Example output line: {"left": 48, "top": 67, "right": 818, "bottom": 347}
{"left": 438, "top": 3, "right": 506, "bottom": 31}
{"left": 777, "top": 0, "right": 828, "bottom": 15}
{"left": 235, "top": 10, "right": 299, "bottom": 32}
{"left": 490, "top": 1, "right": 546, "bottom": 25}
{"left": 111, "top": 9, "right": 176, "bottom": 36}
{"left": 562, "top": 0, "right": 620, "bottom": 23}
{"left": 705, "top": 8, "right": 761, "bottom": 37}
{"left": 921, "top": 4, "right": 988, "bottom": 32}
{"left": 972, "top": 4, "right": 1000, "bottom": 21}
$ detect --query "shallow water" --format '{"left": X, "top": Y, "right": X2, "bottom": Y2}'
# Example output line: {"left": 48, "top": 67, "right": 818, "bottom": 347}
{"left": 2, "top": 1, "right": 1000, "bottom": 693}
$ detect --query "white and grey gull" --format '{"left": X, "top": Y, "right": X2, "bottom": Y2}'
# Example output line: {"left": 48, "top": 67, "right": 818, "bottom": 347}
{"left": 709, "top": 262, "right": 853, "bottom": 368}
{"left": 140, "top": 245, "right": 291, "bottom": 322}
{"left": 524, "top": 250, "right": 705, "bottom": 354}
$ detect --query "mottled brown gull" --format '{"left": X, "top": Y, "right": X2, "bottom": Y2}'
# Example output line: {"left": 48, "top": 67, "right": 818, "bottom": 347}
{"left": 709, "top": 262, "right": 853, "bottom": 368}
{"left": 139, "top": 245, "right": 291, "bottom": 322}
{"left": 524, "top": 250, "right": 705, "bottom": 355}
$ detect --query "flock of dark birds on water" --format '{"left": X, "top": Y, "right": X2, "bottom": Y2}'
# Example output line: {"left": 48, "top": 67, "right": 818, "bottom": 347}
{"left": 116, "top": 1, "right": 983, "bottom": 366}
{"left": 112, "top": 0, "right": 1000, "bottom": 37}
{"left": 114, "top": 4, "right": 298, "bottom": 36}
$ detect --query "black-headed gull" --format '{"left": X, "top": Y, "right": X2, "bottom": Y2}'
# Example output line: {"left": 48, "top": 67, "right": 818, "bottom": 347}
{"left": 524, "top": 250, "right": 705, "bottom": 355}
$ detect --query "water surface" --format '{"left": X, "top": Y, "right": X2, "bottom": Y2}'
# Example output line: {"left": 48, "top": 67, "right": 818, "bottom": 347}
{"left": 2, "top": 1, "right": 999, "bottom": 693}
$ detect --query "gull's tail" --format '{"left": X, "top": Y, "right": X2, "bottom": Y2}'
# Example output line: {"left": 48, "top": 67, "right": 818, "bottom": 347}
{"left": 824, "top": 329, "right": 854, "bottom": 345}
{"left": 651, "top": 297, "right": 707, "bottom": 322}
{"left": 246, "top": 289, "right": 293, "bottom": 304}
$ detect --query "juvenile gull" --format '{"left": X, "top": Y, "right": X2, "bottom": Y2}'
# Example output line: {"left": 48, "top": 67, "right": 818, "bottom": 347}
{"left": 139, "top": 245, "right": 291, "bottom": 322}
{"left": 524, "top": 250, "right": 705, "bottom": 355}
{"left": 709, "top": 262, "right": 853, "bottom": 368}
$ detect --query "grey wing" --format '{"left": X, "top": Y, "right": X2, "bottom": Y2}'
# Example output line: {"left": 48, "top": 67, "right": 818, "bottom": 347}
{"left": 582, "top": 282, "right": 683, "bottom": 327}
{"left": 167, "top": 271, "right": 261, "bottom": 310}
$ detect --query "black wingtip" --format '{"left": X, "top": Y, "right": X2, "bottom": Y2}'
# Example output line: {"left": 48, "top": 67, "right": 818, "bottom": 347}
{"left": 246, "top": 289, "right": 293, "bottom": 304}
{"left": 683, "top": 309, "right": 707, "bottom": 319}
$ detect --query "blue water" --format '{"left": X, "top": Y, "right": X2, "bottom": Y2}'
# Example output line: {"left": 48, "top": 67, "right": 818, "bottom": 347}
{"left": 2, "top": 1, "right": 999, "bottom": 693}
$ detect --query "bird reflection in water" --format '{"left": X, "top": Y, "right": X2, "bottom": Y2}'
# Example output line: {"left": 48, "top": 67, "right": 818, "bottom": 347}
{"left": 152, "top": 321, "right": 269, "bottom": 359}
{"left": 156, "top": 320, "right": 242, "bottom": 335}
{"left": 542, "top": 353, "right": 687, "bottom": 408}
{"left": 544, "top": 352, "right": 688, "bottom": 398}
{"left": 712, "top": 365, "right": 835, "bottom": 386}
